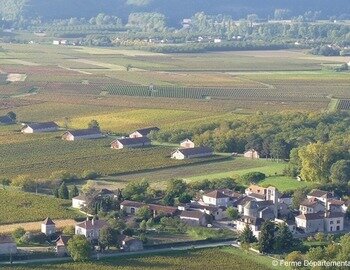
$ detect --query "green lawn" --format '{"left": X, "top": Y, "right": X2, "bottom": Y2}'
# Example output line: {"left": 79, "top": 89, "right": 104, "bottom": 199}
{"left": 260, "top": 176, "right": 315, "bottom": 192}
{"left": 2, "top": 247, "right": 285, "bottom": 270}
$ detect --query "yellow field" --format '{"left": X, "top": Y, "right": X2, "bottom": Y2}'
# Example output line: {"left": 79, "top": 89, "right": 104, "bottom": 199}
{"left": 67, "top": 108, "right": 216, "bottom": 132}
{"left": 73, "top": 46, "right": 164, "bottom": 56}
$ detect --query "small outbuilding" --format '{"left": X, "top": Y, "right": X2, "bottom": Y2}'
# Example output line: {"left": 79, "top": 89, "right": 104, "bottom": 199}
{"left": 41, "top": 217, "right": 56, "bottom": 236}
{"left": 129, "top": 127, "right": 160, "bottom": 138}
{"left": 62, "top": 128, "right": 103, "bottom": 141}
{"left": 180, "top": 139, "right": 195, "bottom": 149}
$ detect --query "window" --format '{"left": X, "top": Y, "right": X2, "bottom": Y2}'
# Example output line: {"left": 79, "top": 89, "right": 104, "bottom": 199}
{"left": 330, "top": 221, "right": 334, "bottom": 224}
{"left": 131, "top": 207, "right": 135, "bottom": 214}
{"left": 337, "top": 220, "right": 340, "bottom": 224}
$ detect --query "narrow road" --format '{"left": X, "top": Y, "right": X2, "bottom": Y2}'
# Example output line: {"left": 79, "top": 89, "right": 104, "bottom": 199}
{"left": 0, "top": 240, "right": 236, "bottom": 265}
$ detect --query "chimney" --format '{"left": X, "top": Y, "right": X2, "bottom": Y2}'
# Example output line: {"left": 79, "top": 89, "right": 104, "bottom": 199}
{"left": 91, "top": 217, "right": 95, "bottom": 226}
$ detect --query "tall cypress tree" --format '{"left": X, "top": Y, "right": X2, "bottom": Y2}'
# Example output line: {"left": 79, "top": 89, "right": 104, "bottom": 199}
{"left": 58, "top": 182, "right": 69, "bottom": 199}
{"left": 274, "top": 224, "right": 295, "bottom": 253}
{"left": 258, "top": 220, "right": 275, "bottom": 254}
{"left": 240, "top": 224, "right": 257, "bottom": 244}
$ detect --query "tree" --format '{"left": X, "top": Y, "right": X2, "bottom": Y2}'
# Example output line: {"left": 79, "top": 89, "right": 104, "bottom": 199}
{"left": 274, "top": 224, "right": 295, "bottom": 253}
{"left": 298, "top": 142, "right": 339, "bottom": 183}
{"left": 122, "top": 180, "right": 149, "bottom": 201}
{"left": 81, "top": 180, "right": 97, "bottom": 195}
{"left": 240, "top": 172, "right": 266, "bottom": 185}
{"left": 12, "top": 227, "right": 26, "bottom": 240}
{"left": 58, "top": 182, "right": 69, "bottom": 199}
{"left": 258, "top": 221, "right": 275, "bottom": 254}
{"left": 292, "top": 189, "right": 306, "bottom": 210}
{"left": 88, "top": 119, "right": 100, "bottom": 130}
{"left": 226, "top": 207, "right": 239, "bottom": 220}
{"left": 178, "top": 193, "right": 192, "bottom": 203}
{"left": 11, "top": 175, "right": 37, "bottom": 192}
{"left": 285, "top": 251, "right": 304, "bottom": 270}
{"left": 99, "top": 227, "right": 118, "bottom": 250}
{"left": 62, "top": 226, "right": 75, "bottom": 236}
{"left": 70, "top": 185, "right": 79, "bottom": 199}
{"left": 67, "top": 235, "right": 91, "bottom": 262}
{"left": 1, "top": 178, "right": 10, "bottom": 189}
{"left": 240, "top": 224, "right": 256, "bottom": 244}
{"left": 166, "top": 179, "right": 187, "bottom": 197}
{"left": 330, "top": 160, "right": 350, "bottom": 184}
{"left": 139, "top": 220, "right": 147, "bottom": 232}
{"left": 136, "top": 206, "right": 152, "bottom": 221}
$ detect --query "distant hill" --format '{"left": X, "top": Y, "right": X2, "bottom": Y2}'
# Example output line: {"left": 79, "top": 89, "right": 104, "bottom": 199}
{"left": 1, "top": 0, "right": 349, "bottom": 24}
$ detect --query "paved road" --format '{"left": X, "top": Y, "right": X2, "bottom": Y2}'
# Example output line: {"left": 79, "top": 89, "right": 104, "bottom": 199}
{"left": 0, "top": 240, "right": 236, "bottom": 266}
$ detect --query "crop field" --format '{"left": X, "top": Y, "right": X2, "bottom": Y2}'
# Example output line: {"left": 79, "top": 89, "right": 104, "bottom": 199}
{"left": 3, "top": 247, "right": 283, "bottom": 270}
{"left": 0, "top": 189, "right": 80, "bottom": 225}
{"left": 0, "top": 132, "right": 216, "bottom": 179}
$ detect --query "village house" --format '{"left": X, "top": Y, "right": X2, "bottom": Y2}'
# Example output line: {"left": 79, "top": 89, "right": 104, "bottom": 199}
{"left": 295, "top": 212, "right": 345, "bottom": 233}
{"left": 21, "top": 122, "right": 59, "bottom": 133}
{"left": 233, "top": 196, "right": 255, "bottom": 213}
{"left": 75, "top": 218, "right": 108, "bottom": 240}
{"left": 179, "top": 211, "right": 209, "bottom": 227}
{"left": 185, "top": 202, "right": 227, "bottom": 221}
{"left": 245, "top": 185, "right": 267, "bottom": 201}
{"left": 118, "top": 235, "right": 143, "bottom": 252}
{"left": 129, "top": 127, "right": 160, "bottom": 138}
{"left": 236, "top": 216, "right": 264, "bottom": 238}
{"left": 279, "top": 193, "right": 293, "bottom": 206}
{"left": 41, "top": 217, "right": 56, "bottom": 236}
{"left": 0, "top": 115, "right": 15, "bottom": 125}
{"left": 110, "top": 137, "right": 151, "bottom": 149}
{"left": 299, "top": 198, "right": 325, "bottom": 214}
{"left": 202, "top": 190, "right": 230, "bottom": 207}
{"left": 180, "top": 139, "right": 195, "bottom": 148}
{"left": 275, "top": 218, "right": 297, "bottom": 234}
{"left": 62, "top": 128, "right": 103, "bottom": 141}
{"left": 327, "top": 199, "right": 349, "bottom": 213}
{"left": 307, "top": 189, "right": 333, "bottom": 203}
{"left": 120, "top": 200, "right": 145, "bottom": 214}
{"left": 171, "top": 146, "right": 213, "bottom": 160}
{"left": 243, "top": 149, "right": 260, "bottom": 159}
{"left": 55, "top": 235, "right": 71, "bottom": 256}
{"left": 0, "top": 235, "right": 17, "bottom": 255}
{"left": 243, "top": 200, "right": 276, "bottom": 220}
{"left": 72, "top": 195, "right": 87, "bottom": 209}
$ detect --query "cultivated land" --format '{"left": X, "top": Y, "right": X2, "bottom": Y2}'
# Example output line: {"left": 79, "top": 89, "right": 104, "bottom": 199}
{"left": 0, "top": 43, "right": 346, "bottom": 188}
{"left": 0, "top": 189, "right": 81, "bottom": 225}
{"left": 1, "top": 247, "right": 283, "bottom": 270}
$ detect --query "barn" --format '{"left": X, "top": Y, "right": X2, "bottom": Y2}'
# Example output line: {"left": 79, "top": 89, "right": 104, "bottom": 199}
{"left": 110, "top": 137, "right": 151, "bottom": 149}
{"left": 21, "top": 122, "right": 59, "bottom": 133}
{"left": 129, "top": 127, "right": 160, "bottom": 138}
{"left": 62, "top": 128, "right": 103, "bottom": 141}
{"left": 171, "top": 146, "right": 213, "bottom": 160}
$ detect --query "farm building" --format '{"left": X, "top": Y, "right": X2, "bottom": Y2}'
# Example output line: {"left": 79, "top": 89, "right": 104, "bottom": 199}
{"left": 171, "top": 146, "right": 213, "bottom": 160}
{"left": 75, "top": 218, "right": 108, "bottom": 240}
{"left": 118, "top": 235, "right": 143, "bottom": 252}
{"left": 55, "top": 235, "right": 71, "bottom": 257}
{"left": 110, "top": 137, "right": 151, "bottom": 149}
{"left": 0, "top": 115, "right": 15, "bottom": 125}
{"left": 0, "top": 235, "right": 17, "bottom": 255}
{"left": 41, "top": 217, "right": 56, "bottom": 236}
{"left": 72, "top": 195, "right": 87, "bottom": 209}
{"left": 244, "top": 149, "right": 260, "bottom": 159}
{"left": 180, "top": 138, "right": 195, "bottom": 148}
{"left": 129, "top": 127, "right": 160, "bottom": 138}
{"left": 21, "top": 122, "right": 59, "bottom": 133}
{"left": 62, "top": 128, "right": 103, "bottom": 141}
{"left": 179, "top": 211, "right": 209, "bottom": 227}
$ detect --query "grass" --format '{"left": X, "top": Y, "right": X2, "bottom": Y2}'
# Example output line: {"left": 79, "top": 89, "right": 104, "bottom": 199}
{"left": 260, "top": 176, "right": 315, "bottom": 192}
{"left": 2, "top": 247, "right": 283, "bottom": 270}
{"left": 0, "top": 189, "right": 81, "bottom": 225}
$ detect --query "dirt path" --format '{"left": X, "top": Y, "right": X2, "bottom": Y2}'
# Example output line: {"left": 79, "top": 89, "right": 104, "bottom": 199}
{"left": 0, "top": 219, "right": 76, "bottom": 234}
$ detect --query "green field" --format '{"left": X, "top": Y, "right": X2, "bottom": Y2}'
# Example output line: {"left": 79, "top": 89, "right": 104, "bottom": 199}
{"left": 0, "top": 189, "right": 80, "bottom": 224}
{"left": 2, "top": 247, "right": 285, "bottom": 270}
{"left": 0, "top": 132, "right": 219, "bottom": 179}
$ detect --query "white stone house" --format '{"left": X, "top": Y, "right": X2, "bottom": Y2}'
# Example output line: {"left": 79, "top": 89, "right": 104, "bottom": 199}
{"left": 295, "top": 212, "right": 345, "bottom": 234}
{"left": 72, "top": 195, "right": 87, "bottom": 209}
{"left": 307, "top": 189, "right": 333, "bottom": 204}
{"left": 202, "top": 190, "right": 230, "bottom": 207}
{"left": 243, "top": 149, "right": 260, "bottom": 159}
{"left": 236, "top": 216, "right": 264, "bottom": 239}
{"left": 299, "top": 199, "right": 324, "bottom": 214}
{"left": 75, "top": 218, "right": 108, "bottom": 240}
{"left": 180, "top": 139, "right": 195, "bottom": 148}
{"left": 41, "top": 217, "right": 56, "bottom": 236}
